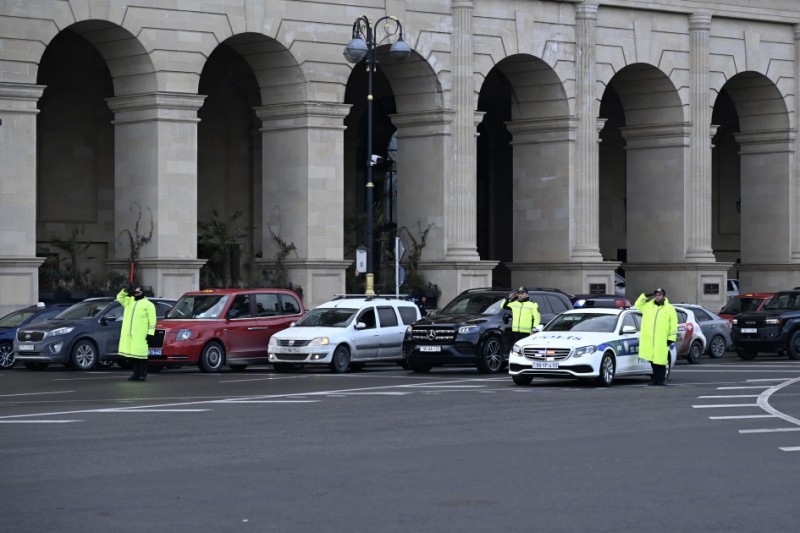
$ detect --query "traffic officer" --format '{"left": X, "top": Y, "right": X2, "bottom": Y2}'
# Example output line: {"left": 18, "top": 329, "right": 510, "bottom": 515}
{"left": 503, "top": 287, "right": 541, "bottom": 345}
{"left": 117, "top": 284, "right": 156, "bottom": 381}
{"left": 635, "top": 287, "right": 678, "bottom": 386}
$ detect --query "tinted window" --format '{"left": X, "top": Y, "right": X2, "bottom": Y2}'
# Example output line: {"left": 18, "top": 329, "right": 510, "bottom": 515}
{"left": 377, "top": 306, "right": 399, "bottom": 327}
{"left": 37, "top": 308, "right": 65, "bottom": 322}
{"left": 358, "top": 308, "right": 376, "bottom": 329}
{"left": 441, "top": 293, "right": 504, "bottom": 315}
{"left": 255, "top": 293, "right": 281, "bottom": 317}
{"left": 279, "top": 294, "right": 302, "bottom": 315}
{"left": 167, "top": 294, "right": 230, "bottom": 319}
{"left": 0, "top": 308, "right": 37, "bottom": 328}
{"left": 230, "top": 295, "right": 252, "bottom": 318}
{"left": 677, "top": 310, "right": 688, "bottom": 324}
{"left": 56, "top": 300, "right": 112, "bottom": 319}
{"left": 691, "top": 308, "right": 711, "bottom": 321}
{"left": 155, "top": 302, "right": 173, "bottom": 317}
{"left": 104, "top": 304, "right": 124, "bottom": 320}
{"left": 397, "top": 306, "right": 418, "bottom": 325}
{"left": 529, "top": 295, "right": 549, "bottom": 314}
{"left": 621, "top": 313, "right": 637, "bottom": 331}
{"left": 546, "top": 294, "right": 570, "bottom": 314}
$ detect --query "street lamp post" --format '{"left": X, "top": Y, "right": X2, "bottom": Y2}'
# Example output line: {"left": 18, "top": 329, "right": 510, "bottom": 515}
{"left": 344, "top": 15, "right": 411, "bottom": 295}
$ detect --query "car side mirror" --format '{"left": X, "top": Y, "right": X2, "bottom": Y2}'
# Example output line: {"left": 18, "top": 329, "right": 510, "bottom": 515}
{"left": 621, "top": 325, "right": 637, "bottom": 334}
{"left": 355, "top": 321, "right": 367, "bottom": 330}
{"left": 227, "top": 309, "right": 240, "bottom": 319}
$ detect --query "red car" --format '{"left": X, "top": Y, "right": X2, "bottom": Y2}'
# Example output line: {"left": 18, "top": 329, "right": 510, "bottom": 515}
{"left": 719, "top": 293, "right": 774, "bottom": 327}
{"left": 149, "top": 288, "right": 305, "bottom": 372}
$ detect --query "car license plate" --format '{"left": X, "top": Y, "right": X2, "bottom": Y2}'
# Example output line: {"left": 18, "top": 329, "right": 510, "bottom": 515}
{"left": 17, "top": 344, "right": 34, "bottom": 351}
{"left": 532, "top": 361, "right": 558, "bottom": 369}
{"left": 280, "top": 347, "right": 300, "bottom": 353}
{"left": 741, "top": 328, "right": 757, "bottom": 334}
{"left": 148, "top": 348, "right": 162, "bottom": 356}
{"left": 420, "top": 345, "right": 441, "bottom": 352}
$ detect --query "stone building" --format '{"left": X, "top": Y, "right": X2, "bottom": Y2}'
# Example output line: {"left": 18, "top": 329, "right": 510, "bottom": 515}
{"left": 2, "top": 0, "right": 800, "bottom": 315}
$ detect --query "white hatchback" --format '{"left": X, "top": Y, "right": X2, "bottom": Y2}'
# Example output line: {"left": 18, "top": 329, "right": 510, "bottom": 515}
{"left": 508, "top": 308, "right": 677, "bottom": 387}
{"left": 268, "top": 296, "right": 420, "bottom": 373}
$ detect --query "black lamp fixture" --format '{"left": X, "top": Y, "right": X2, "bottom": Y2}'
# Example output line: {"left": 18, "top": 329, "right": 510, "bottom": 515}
{"left": 344, "top": 15, "right": 411, "bottom": 295}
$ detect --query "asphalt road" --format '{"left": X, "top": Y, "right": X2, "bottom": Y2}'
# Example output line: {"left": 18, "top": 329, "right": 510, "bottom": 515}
{"left": 2, "top": 353, "right": 800, "bottom": 533}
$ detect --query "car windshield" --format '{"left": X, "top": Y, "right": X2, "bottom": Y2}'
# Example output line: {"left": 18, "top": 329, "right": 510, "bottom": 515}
{"left": 166, "top": 294, "right": 231, "bottom": 319}
{"left": 439, "top": 293, "right": 505, "bottom": 315}
{"left": 55, "top": 301, "right": 111, "bottom": 320}
{"left": 721, "top": 297, "right": 767, "bottom": 315}
{"left": 293, "top": 308, "right": 357, "bottom": 327}
{"left": 763, "top": 293, "right": 800, "bottom": 311}
{"left": 544, "top": 312, "right": 619, "bottom": 333}
{"left": 0, "top": 308, "right": 37, "bottom": 328}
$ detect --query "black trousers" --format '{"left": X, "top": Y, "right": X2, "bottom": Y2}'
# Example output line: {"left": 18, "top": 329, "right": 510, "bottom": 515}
{"left": 130, "top": 358, "right": 148, "bottom": 380}
{"left": 650, "top": 362, "right": 666, "bottom": 384}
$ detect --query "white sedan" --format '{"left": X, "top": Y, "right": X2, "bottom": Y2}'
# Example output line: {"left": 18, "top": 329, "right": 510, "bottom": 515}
{"left": 508, "top": 308, "right": 676, "bottom": 387}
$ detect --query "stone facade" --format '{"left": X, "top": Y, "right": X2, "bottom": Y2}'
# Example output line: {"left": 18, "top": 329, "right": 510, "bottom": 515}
{"left": 2, "top": 0, "right": 800, "bottom": 315}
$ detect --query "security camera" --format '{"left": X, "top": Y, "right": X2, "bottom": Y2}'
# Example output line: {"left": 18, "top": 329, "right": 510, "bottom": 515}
{"left": 369, "top": 154, "right": 383, "bottom": 166}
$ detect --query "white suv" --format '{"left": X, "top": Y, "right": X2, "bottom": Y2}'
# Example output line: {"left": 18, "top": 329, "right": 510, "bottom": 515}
{"left": 268, "top": 296, "right": 421, "bottom": 373}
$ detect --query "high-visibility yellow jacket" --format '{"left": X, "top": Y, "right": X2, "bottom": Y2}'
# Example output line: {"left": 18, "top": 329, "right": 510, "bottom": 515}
{"left": 503, "top": 298, "right": 541, "bottom": 333}
{"left": 635, "top": 293, "right": 677, "bottom": 366}
{"left": 117, "top": 289, "right": 156, "bottom": 360}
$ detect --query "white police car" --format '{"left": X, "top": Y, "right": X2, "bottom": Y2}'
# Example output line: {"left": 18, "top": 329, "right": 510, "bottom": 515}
{"left": 508, "top": 308, "right": 676, "bottom": 387}
{"left": 268, "top": 296, "right": 420, "bottom": 373}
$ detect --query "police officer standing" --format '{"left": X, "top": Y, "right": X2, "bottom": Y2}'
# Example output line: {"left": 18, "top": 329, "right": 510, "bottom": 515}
{"left": 635, "top": 287, "right": 678, "bottom": 386}
{"left": 117, "top": 284, "right": 156, "bottom": 381}
{"left": 503, "top": 287, "right": 541, "bottom": 345}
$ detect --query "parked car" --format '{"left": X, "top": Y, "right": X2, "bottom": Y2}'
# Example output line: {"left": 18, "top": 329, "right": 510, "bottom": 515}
{"left": 268, "top": 295, "right": 420, "bottom": 373}
{"left": 508, "top": 307, "right": 677, "bottom": 387}
{"left": 731, "top": 290, "right": 800, "bottom": 360}
{"left": 719, "top": 292, "right": 774, "bottom": 326}
{"left": 0, "top": 303, "right": 70, "bottom": 369}
{"left": 571, "top": 294, "right": 632, "bottom": 309}
{"left": 727, "top": 278, "right": 740, "bottom": 302}
{"left": 615, "top": 273, "right": 626, "bottom": 297}
{"left": 674, "top": 303, "right": 732, "bottom": 359}
{"left": 14, "top": 296, "right": 176, "bottom": 370}
{"left": 404, "top": 287, "right": 573, "bottom": 374}
{"left": 148, "top": 288, "right": 304, "bottom": 372}
{"left": 674, "top": 307, "right": 707, "bottom": 364}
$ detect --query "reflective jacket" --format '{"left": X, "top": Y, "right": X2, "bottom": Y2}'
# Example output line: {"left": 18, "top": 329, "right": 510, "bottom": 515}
{"left": 503, "top": 298, "right": 541, "bottom": 333}
{"left": 117, "top": 289, "right": 156, "bottom": 359}
{"left": 635, "top": 293, "right": 677, "bottom": 366}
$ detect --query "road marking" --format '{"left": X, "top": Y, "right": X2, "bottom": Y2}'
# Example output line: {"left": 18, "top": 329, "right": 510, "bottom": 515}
{"left": 698, "top": 395, "right": 760, "bottom": 399}
{"left": 716, "top": 386, "right": 773, "bottom": 390}
{"left": 214, "top": 400, "right": 320, "bottom": 404}
{"left": 53, "top": 376, "right": 124, "bottom": 381}
{"left": 97, "top": 409, "right": 211, "bottom": 413}
{"left": 693, "top": 403, "right": 759, "bottom": 408}
{"left": 709, "top": 415, "right": 775, "bottom": 420}
{"left": 0, "top": 391, "right": 74, "bottom": 398}
{"left": 0, "top": 420, "right": 82, "bottom": 423}
{"left": 779, "top": 446, "right": 800, "bottom": 452}
{"left": 739, "top": 427, "right": 800, "bottom": 434}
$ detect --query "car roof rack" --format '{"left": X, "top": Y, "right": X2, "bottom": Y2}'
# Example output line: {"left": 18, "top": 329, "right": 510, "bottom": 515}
{"left": 332, "top": 294, "right": 412, "bottom": 301}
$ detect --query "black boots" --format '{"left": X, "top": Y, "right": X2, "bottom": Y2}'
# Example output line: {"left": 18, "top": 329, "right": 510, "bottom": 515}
{"left": 649, "top": 363, "right": 667, "bottom": 386}
{"left": 127, "top": 359, "right": 148, "bottom": 381}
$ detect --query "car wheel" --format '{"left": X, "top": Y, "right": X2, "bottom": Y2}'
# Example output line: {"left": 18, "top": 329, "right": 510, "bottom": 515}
{"left": 476, "top": 336, "right": 504, "bottom": 374}
{"left": 708, "top": 335, "right": 726, "bottom": 359}
{"left": 596, "top": 352, "right": 615, "bottom": 387}
{"left": 0, "top": 342, "right": 15, "bottom": 369}
{"left": 199, "top": 341, "right": 225, "bottom": 373}
{"left": 737, "top": 349, "right": 757, "bottom": 360}
{"left": 512, "top": 374, "right": 533, "bottom": 386}
{"left": 788, "top": 331, "right": 800, "bottom": 360}
{"left": 229, "top": 364, "right": 248, "bottom": 371}
{"left": 24, "top": 362, "right": 49, "bottom": 371}
{"left": 687, "top": 341, "right": 703, "bottom": 364}
{"left": 408, "top": 358, "right": 432, "bottom": 373}
{"left": 70, "top": 339, "right": 98, "bottom": 370}
{"left": 329, "top": 345, "right": 351, "bottom": 373}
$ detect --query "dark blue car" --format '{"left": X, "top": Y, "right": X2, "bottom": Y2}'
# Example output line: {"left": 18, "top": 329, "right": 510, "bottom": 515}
{"left": 0, "top": 303, "right": 70, "bottom": 369}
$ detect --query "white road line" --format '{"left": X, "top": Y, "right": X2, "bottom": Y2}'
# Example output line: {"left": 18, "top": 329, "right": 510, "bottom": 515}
{"left": 709, "top": 415, "right": 775, "bottom": 420}
{"left": 406, "top": 384, "right": 487, "bottom": 388}
{"left": 0, "top": 420, "right": 82, "bottom": 423}
{"left": 717, "top": 386, "right": 773, "bottom": 390}
{"left": 739, "top": 427, "right": 800, "bottom": 434}
{"left": 214, "top": 400, "right": 320, "bottom": 404}
{"left": 698, "top": 395, "right": 760, "bottom": 399}
{"left": 53, "top": 376, "right": 124, "bottom": 381}
{"left": 756, "top": 376, "right": 800, "bottom": 427}
{"left": 779, "top": 446, "right": 800, "bottom": 452}
{"left": 692, "top": 403, "right": 759, "bottom": 408}
{"left": 97, "top": 409, "right": 210, "bottom": 413}
{"left": 0, "top": 391, "right": 74, "bottom": 398}
{"left": 747, "top": 378, "right": 791, "bottom": 382}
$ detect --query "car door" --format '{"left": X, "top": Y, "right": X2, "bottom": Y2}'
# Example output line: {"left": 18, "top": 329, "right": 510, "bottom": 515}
{"left": 690, "top": 307, "right": 716, "bottom": 343}
{"left": 224, "top": 294, "right": 261, "bottom": 362}
{"left": 252, "top": 292, "right": 297, "bottom": 360}
{"left": 351, "top": 306, "right": 380, "bottom": 361}
{"left": 529, "top": 294, "right": 552, "bottom": 325}
{"left": 376, "top": 305, "right": 404, "bottom": 360}
{"left": 616, "top": 311, "right": 640, "bottom": 374}
{"left": 98, "top": 303, "right": 125, "bottom": 356}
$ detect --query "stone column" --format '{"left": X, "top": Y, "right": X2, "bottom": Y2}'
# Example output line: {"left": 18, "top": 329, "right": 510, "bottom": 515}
{"left": 573, "top": 0, "right": 602, "bottom": 261}
{"left": 106, "top": 92, "right": 207, "bottom": 299}
{"left": 686, "top": 11, "right": 716, "bottom": 261}
{"left": 0, "top": 82, "right": 45, "bottom": 315}
{"left": 253, "top": 102, "right": 352, "bottom": 308}
{"left": 793, "top": 24, "right": 800, "bottom": 261}
{"left": 447, "top": 0, "right": 480, "bottom": 260}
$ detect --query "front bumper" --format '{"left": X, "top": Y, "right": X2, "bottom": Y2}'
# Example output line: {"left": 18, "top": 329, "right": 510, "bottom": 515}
{"left": 268, "top": 345, "right": 334, "bottom": 364}
{"left": 508, "top": 351, "right": 597, "bottom": 378}
{"left": 731, "top": 327, "right": 788, "bottom": 352}
{"left": 14, "top": 339, "right": 69, "bottom": 363}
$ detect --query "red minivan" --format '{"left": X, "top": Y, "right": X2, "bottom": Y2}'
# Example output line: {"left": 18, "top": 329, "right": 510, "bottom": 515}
{"left": 148, "top": 288, "right": 305, "bottom": 372}
{"left": 719, "top": 293, "right": 774, "bottom": 327}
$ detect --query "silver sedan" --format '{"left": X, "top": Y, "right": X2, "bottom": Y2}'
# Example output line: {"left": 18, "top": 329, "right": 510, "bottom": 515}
{"left": 674, "top": 303, "right": 732, "bottom": 359}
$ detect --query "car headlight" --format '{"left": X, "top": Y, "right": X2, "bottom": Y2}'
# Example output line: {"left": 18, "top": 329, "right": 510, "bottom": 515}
{"left": 44, "top": 326, "right": 75, "bottom": 338}
{"left": 458, "top": 325, "right": 480, "bottom": 334}
{"left": 176, "top": 329, "right": 192, "bottom": 341}
{"left": 269, "top": 336, "right": 278, "bottom": 346}
{"left": 512, "top": 344, "right": 522, "bottom": 354}
{"left": 732, "top": 318, "right": 738, "bottom": 325}
{"left": 766, "top": 318, "right": 781, "bottom": 326}
{"left": 309, "top": 337, "right": 329, "bottom": 346}
{"left": 572, "top": 345, "right": 597, "bottom": 358}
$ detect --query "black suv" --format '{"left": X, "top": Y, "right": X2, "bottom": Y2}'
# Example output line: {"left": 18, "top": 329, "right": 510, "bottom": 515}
{"left": 731, "top": 290, "right": 800, "bottom": 360}
{"left": 404, "top": 287, "right": 572, "bottom": 374}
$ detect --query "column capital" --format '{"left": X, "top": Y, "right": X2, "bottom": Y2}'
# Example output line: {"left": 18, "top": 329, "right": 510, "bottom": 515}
{"left": 390, "top": 110, "right": 455, "bottom": 137}
{"left": 0, "top": 82, "right": 45, "bottom": 112}
{"left": 620, "top": 123, "right": 691, "bottom": 149}
{"left": 689, "top": 11, "right": 712, "bottom": 32}
{"left": 576, "top": 1, "right": 599, "bottom": 20}
{"left": 451, "top": 0, "right": 474, "bottom": 9}
{"left": 506, "top": 116, "right": 578, "bottom": 144}
{"left": 106, "top": 92, "right": 206, "bottom": 124}
{"left": 734, "top": 129, "right": 797, "bottom": 154}
{"left": 255, "top": 101, "right": 351, "bottom": 132}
